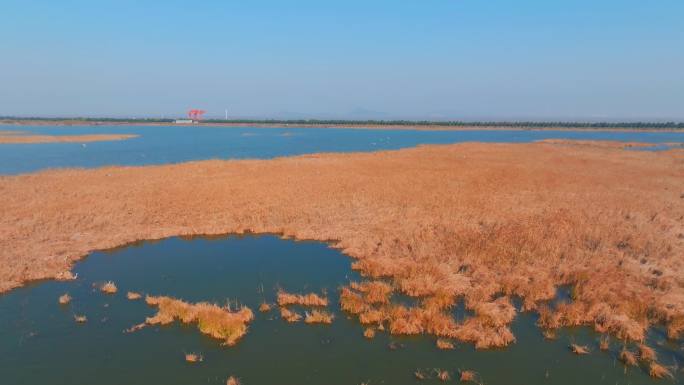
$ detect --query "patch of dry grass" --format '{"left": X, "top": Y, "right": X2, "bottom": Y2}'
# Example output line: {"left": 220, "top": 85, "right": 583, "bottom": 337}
{"left": 619, "top": 348, "right": 638, "bottom": 366}
{"left": 100, "top": 281, "right": 117, "bottom": 294}
{"left": 363, "top": 327, "right": 376, "bottom": 339}
{"left": 459, "top": 370, "right": 477, "bottom": 383}
{"left": 258, "top": 302, "right": 272, "bottom": 312}
{"left": 436, "top": 339, "right": 455, "bottom": 350}
{"left": 277, "top": 290, "right": 328, "bottom": 307}
{"left": 435, "top": 369, "right": 450, "bottom": 382}
{"left": 649, "top": 362, "right": 673, "bottom": 379}
{"left": 304, "top": 310, "right": 334, "bottom": 324}
{"left": 2, "top": 141, "right": 684, "bottom": 352}
{"left": 570, "top": 343, "right": 590, "bottom": 355}
{"left": 638, "top": 344, "right": 657, "bottom": 362}
{"left": 226, "top": 376, "right": 241, "bottom": 385}
{"left": 144, "top": 295, "right": 253, "bottom": 346}
{"left": 279, "top": 307, "right": 302, "bottom": 323}
{"left": 184, "top": 353, "right": 203, "bottom": 363}
{"left": 126, "top": 291, "right": 142, "bottom": 300}
{"left": 74, "top": 314, "right": 87, "bottom": 323}
{"left": 58, "top": 293, "right": 71, "bottom": 305}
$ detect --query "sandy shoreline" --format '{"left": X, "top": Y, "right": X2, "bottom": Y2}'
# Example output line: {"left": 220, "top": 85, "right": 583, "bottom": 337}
{"left": 0, "top": 132, "right": 138, "bottom": 144}
{"left": 2, "top": 119, "right": 683, "bottom": 133}
{"left": 1, "top": 141, "right": 683, "bottom": 345}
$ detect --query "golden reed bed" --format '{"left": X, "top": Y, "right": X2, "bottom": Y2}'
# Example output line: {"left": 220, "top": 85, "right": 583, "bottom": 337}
{"left": 0, "top": 141, "right": 682, "bottom": 347}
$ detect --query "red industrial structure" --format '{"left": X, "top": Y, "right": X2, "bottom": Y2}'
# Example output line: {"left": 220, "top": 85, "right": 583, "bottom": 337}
{"left": 188, "top": 109, "right": 206, "bottom": 121}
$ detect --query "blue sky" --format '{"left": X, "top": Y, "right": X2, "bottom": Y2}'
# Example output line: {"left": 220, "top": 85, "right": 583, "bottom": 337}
{"left": 1, "top": 0, "right": 682, "bottom": 120}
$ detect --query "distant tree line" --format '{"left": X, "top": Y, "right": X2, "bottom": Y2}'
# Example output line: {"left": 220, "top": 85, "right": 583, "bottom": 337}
{"left": 2, "top": 116, "right": 683, "bottom": 130}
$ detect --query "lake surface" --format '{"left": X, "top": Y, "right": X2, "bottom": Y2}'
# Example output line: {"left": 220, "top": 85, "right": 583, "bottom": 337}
{"left": 1, "top": 124, "right": 683, "bottom": 174}
{"left": 1, "top": 235, "right": 681, "bottom": 385}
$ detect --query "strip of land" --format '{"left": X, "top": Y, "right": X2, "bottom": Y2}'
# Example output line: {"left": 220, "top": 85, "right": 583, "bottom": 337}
{"left": 2, "top": 118, "right": 683, "bottom": 132}
{"left": 0, "top": 133, "right": 138, "bottom": 144}
{"left": 0, "top": 141, "right": 682, "bottom": 345}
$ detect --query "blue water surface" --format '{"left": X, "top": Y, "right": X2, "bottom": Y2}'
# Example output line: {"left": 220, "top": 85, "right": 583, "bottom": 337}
{"left": 1, "top": 124, "right": 683, "bottom": 174}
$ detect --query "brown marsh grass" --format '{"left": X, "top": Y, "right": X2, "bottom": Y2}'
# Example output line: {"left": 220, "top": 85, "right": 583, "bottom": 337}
{"left": 2, "top": 141, "right": 684, "bottom": 350}
{"left": 279, "top": 307, "right": 302, "bottom": 323}
{"left": 363, "top": 327, "right": 376, "bottom": 339}
{"left": 435, "top": 369, "right": 450, "bottom": 381}
{"left": 126, "top": 291, "right": 142, "bottom": 300}
{"left": 74, "top": 314, "right": 87, "bottom": 323}
{"left": 258, "top": 302, "right": 272, "bottom": 312}
{"left": 100, "top": 281, "right": 117, "bottom": 294}
{"left": 144, "top": 296, "right": 254, "bottom": 346}
{"left": 226, "top": 376, "right": 241, "bottom": 385}
{"left": 58, "top": 293, "right": 71, "bottom": 305}
{"left": 649, "top": 362, "right": 673, "bottom": 379}
{"left": 619, "top": 348, "right": 638, "bottom": 366}
{"left": 570, "top": 343, "right": 590, "bottom": 355}
{"left": 638, "top": 344, "right": 657, "bottom": 362}
{"left": 184, "top": 353, "right": 203, "bottom": 363}
{"left": 277, "top": 290, "right": 328, "bottom": 307}
{"left": 459, "top": 370, "right": 477, "bottom": 383}
{"left": 304, "top": 310, "right": 334, "bottom": 324}
{"left": 599, "top": 335, "right": 610, "bottom": 351}
{"left": 436, "top": 339, "right": 455, "bottom": 349}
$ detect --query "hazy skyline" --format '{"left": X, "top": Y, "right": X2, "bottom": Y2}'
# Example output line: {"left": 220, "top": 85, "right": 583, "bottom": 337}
{"left": 1, "top": 0, "right": 683, "bottom": 121}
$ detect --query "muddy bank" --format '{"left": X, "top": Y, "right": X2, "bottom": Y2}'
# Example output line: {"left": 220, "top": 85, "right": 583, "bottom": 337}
{"left": 0, "top": 141, "right": 683, "bottom": 344}
{"left": 0, "top": 132, "right": 138, "bottom": 144}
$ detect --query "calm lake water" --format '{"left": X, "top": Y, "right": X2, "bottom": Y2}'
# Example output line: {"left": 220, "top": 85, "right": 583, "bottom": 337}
{"left": 1, "top": 124, "right": 683, "bottom": 174}
{"left": 1, "top": 235, "right": 681, "bottom": 385}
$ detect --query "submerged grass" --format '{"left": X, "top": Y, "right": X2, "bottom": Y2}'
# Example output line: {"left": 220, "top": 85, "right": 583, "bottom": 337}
{"left": 144, "top": 296, "right": 253, "bottom": 346}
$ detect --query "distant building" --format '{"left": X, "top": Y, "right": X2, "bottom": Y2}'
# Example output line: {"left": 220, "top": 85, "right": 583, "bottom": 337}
{"left": 174, "top": 119, "right": 194, "bottom": 124}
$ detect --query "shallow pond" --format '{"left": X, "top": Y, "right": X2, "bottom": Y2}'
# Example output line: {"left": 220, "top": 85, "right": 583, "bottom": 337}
{"left": 1, "top": 235, "right": 681, "bottom": 384}
{"left": 1, "top": 124, "right": 683, "bottom": 174}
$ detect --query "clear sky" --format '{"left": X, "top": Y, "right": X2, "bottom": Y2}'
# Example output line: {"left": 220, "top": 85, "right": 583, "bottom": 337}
{"left": 1, "top": 0, "right": 683, "bottom": 121}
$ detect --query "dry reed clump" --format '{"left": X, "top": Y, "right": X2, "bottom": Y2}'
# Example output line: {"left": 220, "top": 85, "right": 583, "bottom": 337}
{"left": 435, "top": 369, "right": 450, "bottom": 382}
{"left": 100, "top": 281, "right": 118, "bottom": 294}
{"left": 3, "top": 141, "right": 684, "bottom": 353}
{"left": 126, "top": 291, "right": 142, "bottom": 300}
{"left": 599, "top": 335, "right": 609, "bottom": 351}
{"left": 185, "top": 353, "right": 203, "bottom": 363}
{"left": 350, "top": 281, "right": 393, "bottom": 304}
{"left": 436, "top": 339, "right": 455, "bottom": 350}
{"left": 414, "top": 370, "right": 427, "bottom": 380}
{"left": 570, "top": 343, "right": 590, "bottom": 355}
{"left": 276, "top": 290, "right": 328, "bottom": 307}
{"left": 226, "top": 376, "right": 241, "bottom": 385}
{"left": 58, "top": 293, "right": 71, "bottom": 305}
{"left": 340, "top": 287, "right": 370, "bottom": 314}
{"left": 74, "top": 315, "right": 87, "bottom": 323}
{"left": 144, "top": 296, "right": 254, "bottom": 346}
{"left": 363, "top": 327, "right": 376, "bottom": 339}
{"left": 619, "top": 348, "right": 638, "bottom": 366}
{"left": 279, "top": 307, "right": 302, "bottom": 323}
{"left": 649, "top": 362, "right": 673, "bottom": 379}
{"left": 258, "top": 302, "right": 272, "bottom": 312}
{"left": 304, "top": 310, "right": 334, "bottom": 324}
{"left": 459, "top": 370, "right": 477, "bottom": 383}
{"left": 638, "top": 344, "right": 657, "bottom": 362}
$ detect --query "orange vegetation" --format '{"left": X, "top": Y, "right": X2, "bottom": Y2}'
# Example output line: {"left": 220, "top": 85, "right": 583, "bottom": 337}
{"left": 226, "top": 376, "right": 241, "bottom": 385}
{"left": 184, "top": 353, "right": 203, "bottom": 363}
{"left": 126, "top": 291, "right": 142, "bottom": 300}
{"left": 144, "top": 296, "right": 254, "bottom": 346}
{"left": 459, "top": 370, "right": 477, "bottom": 383}
{"left": 435, "top": 369, "right": 450, "bottom": 382}
{"left": 570, "top": 343, "right": 590, "bottom": 355}
{"left": 276, "top": 290, "right": 328, "bottom": 307}
{"left": 0, "top": 133, "right": 137, "bottom": 144}
{"left": 258, "top": 302, "right": 272, "bottom": 312}
{"left": 363, "top": 328, "right": 376, "bottom": 339}
{"left": 1, "top": 141, "right": 683, "bottom": 349}
{"left": 638, "top": 344, "right": 657, "bottom": 362}
{"left": 620, "top": 348, "right": 637, "bottom": 366}
{"left": 58, "top": 293, "right": 71, "bottom": 305}
{"left": 304, "top": 310, "right": 334, "bottom": 324}
{"left": 74, "top": 315, "right": 87, "bottom": 323}
{"left": 649, "top": 362, "right": 673, "bottom": 379}
{"left": 100, "top": 281, "right": 117, "bottom": 294}
{"left": 436, "top": 339, "right": 455, "bottom": 349}
{"left": 279, "top": 307, "right": 302, "bottom": 323}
